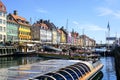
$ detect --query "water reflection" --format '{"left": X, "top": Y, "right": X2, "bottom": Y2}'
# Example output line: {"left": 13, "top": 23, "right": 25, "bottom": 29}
{"left": 101, "top": 57, "right": 117, "bottom": 80}
{"left": 0, "top": 57, "right": 44, "bottom": 68}
{"left": 92, "top": 71, "right": 103, "bottom": 80}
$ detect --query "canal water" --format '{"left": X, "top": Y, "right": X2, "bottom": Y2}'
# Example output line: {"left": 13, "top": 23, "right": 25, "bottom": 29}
{"left": 0, "top": 57, "right": 46, "bottom": 68}
{"left": 101, "top": 57, "right": 117, "bottom": 80}
{"left": 0, "top": 56, "right": 117, "bottom": 80}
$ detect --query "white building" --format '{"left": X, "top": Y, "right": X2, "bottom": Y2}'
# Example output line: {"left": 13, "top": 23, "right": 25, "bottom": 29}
{"left": 0, "top": 1, "right": 6, "bottom": 43}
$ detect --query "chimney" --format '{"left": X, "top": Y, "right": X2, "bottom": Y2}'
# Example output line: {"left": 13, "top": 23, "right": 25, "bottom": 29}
{"left": 40, "top": 19, "right": 43, "bottom": 23}
{"left": 14, "top": 10, "right": 18, "bottom": 15}
{"left": 48, "top": 19, "right": 50, "bottom": 23}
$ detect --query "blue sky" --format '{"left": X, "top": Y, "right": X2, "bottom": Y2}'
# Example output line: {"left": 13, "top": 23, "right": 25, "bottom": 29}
{"left": 2, "top": 0, "right": 120, "bottom": 43}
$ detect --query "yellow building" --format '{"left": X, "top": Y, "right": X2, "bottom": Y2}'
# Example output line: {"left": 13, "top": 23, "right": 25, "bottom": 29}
{"left": 11, "top": 11, "right": 31, "bottom": 42}
{"left": 9, "top": 11, "right": 32, "bottom": 53}
{"left": 59, "top": 27, "right": 67, "bottom": 43}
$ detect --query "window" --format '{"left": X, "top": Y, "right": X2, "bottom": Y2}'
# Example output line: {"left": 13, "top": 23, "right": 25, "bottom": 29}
{"left": 0, "top": 19, "right": 2, "bottom": 24}
{"left": 9, "top": 17, "right": 13, "bottom": 20}
{"left": 17, "top": 19, "right": 21, "bottom": 22}
{"left": 3, "top": 27, "right": 6, "bottom": 32}
{"left": 0, "top": 26, "right": 2, "bottom": 31}
{"left": 3, "top": 13, "right": 6, "bottom": 17}
{"left": 0, "top": 34, "right": 2, "bottom": 40}
{"left": 7, "top": 35, "right": 11, "bottom": 41}
{"left": 0, "top": 12, "right": 2, "bottom": 16}
{"left": 3, "top": 20, "right": 6, "bottom": 24}
{"left": 14, "top": 36, "right": 18, "bottom": 40}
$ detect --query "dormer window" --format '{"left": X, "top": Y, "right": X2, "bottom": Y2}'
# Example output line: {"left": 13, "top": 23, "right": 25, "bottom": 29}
{"left": 17, "top": 19, "right": 21, "bottom": 22}
{"left": 9, "top": 17, "right": 13, "bottom": 20}
{"left": 26, "top": 21, "right": 29, "bottom": 24}
{"left": 21, "top": 20, "right": 24, "bottom": 23}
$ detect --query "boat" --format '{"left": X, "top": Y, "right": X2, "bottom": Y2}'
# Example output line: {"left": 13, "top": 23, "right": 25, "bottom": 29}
{"left": 43, "top": 45, "right": 62, "bottom": 52}
{"left": 32, "top": 60, "right": 103, "bottom": 80}
{"left": 4, "top": 59, "right": 103, "bottom": 80}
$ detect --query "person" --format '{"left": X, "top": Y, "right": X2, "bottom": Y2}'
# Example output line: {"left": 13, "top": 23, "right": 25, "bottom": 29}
{"left": 69, "top": 49, "right": 71, "bottom": 57}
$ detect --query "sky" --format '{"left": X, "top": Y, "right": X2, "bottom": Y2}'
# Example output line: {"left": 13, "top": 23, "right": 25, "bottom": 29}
{"left": 2, "top": 0, "right": 120, "bottom": 44}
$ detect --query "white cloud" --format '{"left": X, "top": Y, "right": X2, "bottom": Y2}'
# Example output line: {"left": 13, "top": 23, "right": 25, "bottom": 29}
{"left": 81, "top": 24, "right": 107, "bottom": 31}
{"left": 113, "top": 10, "right": 120, "bottom": 18}
{"left": 36, "top": 8, "right": 48, "bottom": 14}
{"left": 72, "top": 21, "right": 79, "bottom": 25}
{"left": 72, "top": 21, "right": 106, "bottom": 31}
{"left": 97, "top": 7, "right": 113, "bottom": 16}
{"left": 97, "top": 7, "right": 120, "bottom": 18}
{"left": 104, "top": 0, "right": 118, "bottom": 5}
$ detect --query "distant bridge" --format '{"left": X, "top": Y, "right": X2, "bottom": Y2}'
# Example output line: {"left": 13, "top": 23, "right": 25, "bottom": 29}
{"left": 95, "top": 44, "right": 113, "bottom": 49}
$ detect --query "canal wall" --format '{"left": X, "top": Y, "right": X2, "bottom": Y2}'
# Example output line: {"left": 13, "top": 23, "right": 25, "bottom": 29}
{"left": 0, "top": 46, "right": 17, "bottom": 57}
{"left": 95, "top": 51, "right": 113, "bottom": 57}
{"left": 113, "top": 46, "right": 120, "bottom": 80}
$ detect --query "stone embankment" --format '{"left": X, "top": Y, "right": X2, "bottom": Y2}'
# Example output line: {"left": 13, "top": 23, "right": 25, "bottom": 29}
{"left": 113, "top": 46, "right": 120, "bottom": 80}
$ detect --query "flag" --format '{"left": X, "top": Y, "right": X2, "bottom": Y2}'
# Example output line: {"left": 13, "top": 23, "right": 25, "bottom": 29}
{"left": 107, "top": 22, "right": 110, "bottom": 31}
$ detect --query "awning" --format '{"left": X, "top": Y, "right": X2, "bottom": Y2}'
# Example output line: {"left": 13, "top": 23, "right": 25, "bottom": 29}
{"left": 27, "top": 44, "right": 35, "bottom": 46}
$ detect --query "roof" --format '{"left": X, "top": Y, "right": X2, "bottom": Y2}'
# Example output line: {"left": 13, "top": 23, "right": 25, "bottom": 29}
{"left": 60, "top": 27, "right": 68, "bottom": 34}
{"left": 11, "top": 14, "right": 31, "bottom": 26}
{"left": 33, "top": 22, "right": 48, "bottom": 29}
{"left": 12, "top": 14, "right": 26, "bottom": 21}
{"left": 0, "top": 1, "right": 6, "bottom": 13}
{"left": 7, "top": 19, "right": 18, "bottom": 24}
{"left": 57, "top": 29, "right": 62, "bottom": 33}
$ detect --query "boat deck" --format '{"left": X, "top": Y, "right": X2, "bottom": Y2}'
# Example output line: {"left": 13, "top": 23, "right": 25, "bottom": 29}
{"left": 0, "top": 59, "right": 103, "bottom": 80}
{"left": 0, "top": 60, "right": 82, "bottom": 80}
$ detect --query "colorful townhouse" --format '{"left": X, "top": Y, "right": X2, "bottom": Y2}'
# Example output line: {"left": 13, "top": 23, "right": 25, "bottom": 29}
{"left": 59, "top": 27, "right": 67, "bottom": 44}
{"left": 0, "top": 1, "right": 6, "bottom": 43}
{"left": 80, "top": 35, "right": 96, "bottom": 48}
{"left": 73, "top": 32, "right": 79, "bottom": 46}
{"left": 32, "top": 19, "right": 52, "bottom": 44}
{"left": 7, "top": 10, "right": 31, "bottom": 42}
{"left": 57, "top": 29, "right": 61, "bottom": 44}
{"left": 7, "top": 11, "right": 32, "bottom": 52}
{"left": 31, "top": 21, "right": 40, "bottom": 42}
{"left": 32, "top": 20, "right": 47, "bottom": 42}
{"left": 50, "top": 23, "right": 57, "bottom": 44}
{"left": 7, "top": 12, "right": 19, "bottom": 42}
{"left": 71, "top": 30, "right": 79, "bottom": 46}
{"left": 89, "top": 38, "right": 96, "bottom": 47}
{"left": 67, "top": 32, "right": 72, "bottom": 45}
{"left": 44, "top": 20, "right": 54, "bottom": 43}
{"left": 32, "top": 19, "right": 59, "bottom": 45}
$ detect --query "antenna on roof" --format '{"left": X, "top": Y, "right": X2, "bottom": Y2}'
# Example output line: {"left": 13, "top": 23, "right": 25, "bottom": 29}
{"left": 30, "top": 17, "right": 32, "bottom": 24}
{"left": 66, "top": 19, "right": 68, "bottom": 31}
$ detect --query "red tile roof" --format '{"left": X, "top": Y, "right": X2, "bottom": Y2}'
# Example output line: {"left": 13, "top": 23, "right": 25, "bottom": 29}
{"left": 11, "top": 14, "right": 26, "bottom": 21}
{"left": 11, "top": 14, "right": 31, "bottom": 26}
{"left": 0, "top": 1, "right": 6, "bottom": 13}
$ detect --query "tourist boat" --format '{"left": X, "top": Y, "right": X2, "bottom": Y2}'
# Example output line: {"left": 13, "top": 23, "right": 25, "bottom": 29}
{"left": 3, "top": 59, "right": 103, "bottom": 80}
{"left": 43, "top": 45, "right": 62, "bottom": 52}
